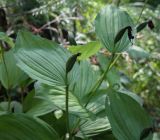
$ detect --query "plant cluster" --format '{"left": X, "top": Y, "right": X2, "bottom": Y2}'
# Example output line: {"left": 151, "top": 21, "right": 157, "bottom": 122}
{"left": 0, "top": 1, "right": 159, "bottom": 140}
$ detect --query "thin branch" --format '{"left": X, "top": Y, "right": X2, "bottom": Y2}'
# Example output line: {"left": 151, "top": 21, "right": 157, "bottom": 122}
{"left": 40, "top": 16, "right": 83, "bottom": 30}
{"left": 136, "top": 0, "right": 149, "bottom": 24}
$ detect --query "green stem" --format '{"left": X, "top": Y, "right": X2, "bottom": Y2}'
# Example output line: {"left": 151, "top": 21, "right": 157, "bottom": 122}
{"left": 136, "top": 0, "right": 149, "bottom": 24}
{"left": 85, "top": 53, "right": 115, "bottom": 107}
{"left": 7, "top": 90, "right": 11, "bottom": 111}
{"left": 71, "top": 53, "right": 121, "bottom": 136}
{"left": 65, "top": 73, "right": 71, "bottom": 139}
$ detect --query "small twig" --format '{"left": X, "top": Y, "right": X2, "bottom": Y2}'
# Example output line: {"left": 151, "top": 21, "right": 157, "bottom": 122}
{"left": 136, "top": 0, "right": 149, "bottom": 24}
{"left": 40, "top": 16, "right": 83, "bottom": 30}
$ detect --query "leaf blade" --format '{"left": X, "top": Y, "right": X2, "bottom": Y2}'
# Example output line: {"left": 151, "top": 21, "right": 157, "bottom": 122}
{"left": 105, "top": 88, "right": 152, "bottom": 140}
{"left": 0, "top": 114, "right": 60, "bottom": 140}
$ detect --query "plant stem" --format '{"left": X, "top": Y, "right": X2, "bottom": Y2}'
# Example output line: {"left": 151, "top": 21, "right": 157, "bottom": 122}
{"left": 65, "top": 73, "right": 71, "bottom": 139}
{"left": 85, "top": 53, "right": 115, "bottom": 107}
{"left": 71, "top": 53, "right": 121, "bottom": 136}
{"left": 7, "top": 90, "right": 11, "bottom": 111}
{"left": 136, "top": 0, "right": 149, "bottom": 24}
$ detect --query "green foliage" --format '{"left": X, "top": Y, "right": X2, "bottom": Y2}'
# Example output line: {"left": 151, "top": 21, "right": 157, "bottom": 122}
{"left": 23, "top": 90, "right": 57, "bottom": 117}
{"left": 0, "top": 32, "right": 14, "bottom": 48}
{"left": 69, "top": 41, "right": 101, "bottom": 60}
{"left": 12, "top": 30, "right": 152, "bottom": 139}
{"left": 77, "top": 117, "right": 111, "bottom": 138}
{"left": 0, "top": 1, "right": 159, "bottom": 140}
{"left": 35, "top": 83, "right": 93, "bottom": 119}
{"left": 0, "top": 114, "right": 60, "bottom": 140}
{"left": 122, "top": 3, "right": 160, "bottom": 108}
{"left": 95, "top": 5, "right": 134, "bottom": 53}
{"left": 127, "top": 45, "right": 149, "bottom": 60}
{"left": 0, "top": 49, "right": 27, "bottom": 89}
{"left": 15, "top": 31, "right": 70, "bottom": 87}
{"left": 105, "top": 88, "right": 152, "bottom": 140}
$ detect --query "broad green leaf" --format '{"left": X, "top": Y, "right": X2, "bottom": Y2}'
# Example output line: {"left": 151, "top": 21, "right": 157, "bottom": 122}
{"left": 0, "top": 49, "right": 28, "bottom": 89}
{"left": 14, "top": 30, "right": 100, "bottom": 119}
{"left": 119, "top": 87, "right": 143, "bottom": 106}
{"left": 76, "top": 90, "right": 111, "bottom": 138}
{"left": 127, "top": 45, "right": 149, "bottom": 60}
{"left": 86, "top": 90, "right": 107, "bottom": 115}
{"left": 34, "top": 60, "right": 99, "bottom": 118}
{"left": 68, "top": 41, "right": 101, "bottom": 60}
{"left": 0, "top": 114, "right": 60, "bottom": 140}
{"left": 76, "top": 117, "right": 111, "bottom": 138}
{"left": 69, "top": 61, "right": 100, "bottom": 101}
{"left": 105, "top": 88, "right": 153, "bottom": 140}
{"left": 14, "top": 31, "right": 70, "bottom": 87}
{"left": 14, "top": 31, "right": 99, "bottom": 98}
{"left": 23, "top": 90, "right": 57, "bottom": 117}
{"left": 35, "top": 82, "right": 92, "bottom": 118}
{"left": 95, "top": 5, "right": 134, "bottom": 53}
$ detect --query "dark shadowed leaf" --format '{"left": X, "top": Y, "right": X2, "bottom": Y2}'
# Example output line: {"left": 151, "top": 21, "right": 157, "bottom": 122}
{"left": 66, "top": 53, "right": 81, "bottom": 74}
{"left": 114, "top": 26, "right": 129, "bottom": 44}
{"left": 136, "top": 21, "right": 148, "bottom": 32}
{"left": 140, "top": 127, "right": 154, "bottom": 140}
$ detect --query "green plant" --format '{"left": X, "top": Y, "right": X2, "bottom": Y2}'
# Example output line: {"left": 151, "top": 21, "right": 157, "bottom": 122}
{"left": 0, "top": 3, "right": 158, "bottom": 140}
